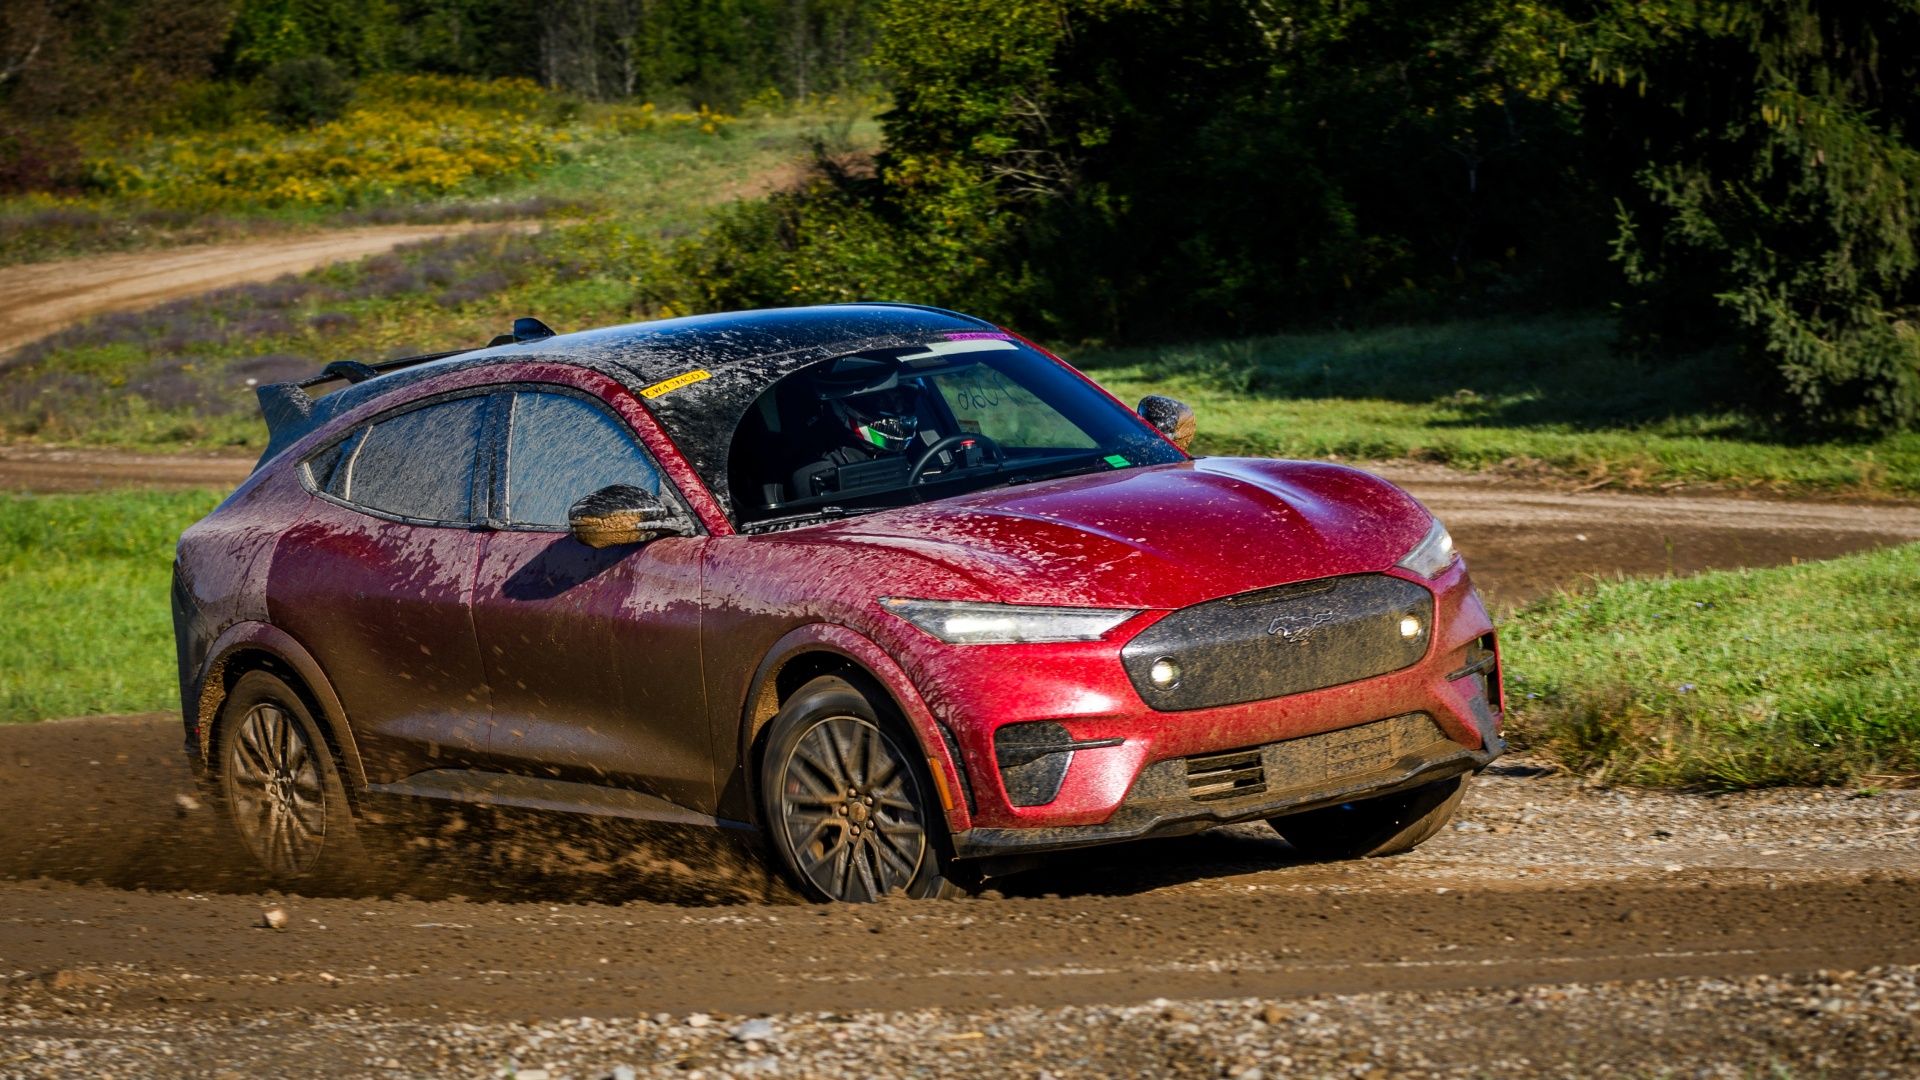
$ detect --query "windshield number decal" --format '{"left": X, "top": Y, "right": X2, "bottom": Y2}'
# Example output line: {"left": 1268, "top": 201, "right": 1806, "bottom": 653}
{"left": 641, "top": 369, "right": 712, "bottom": 399}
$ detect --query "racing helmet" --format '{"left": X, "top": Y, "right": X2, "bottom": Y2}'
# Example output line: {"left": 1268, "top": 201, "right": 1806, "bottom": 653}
{"left": 832, "top": 388, "right": 920, "bottom": 453}
{"left": 813, "top": 357, "right": 921, "bottom": 453}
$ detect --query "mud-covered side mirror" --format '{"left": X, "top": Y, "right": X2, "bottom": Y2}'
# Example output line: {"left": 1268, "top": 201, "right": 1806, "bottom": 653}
{"left": 567, "top": 484, "right": 691, "bottom": 548}
{"left": 1138, "top": 395, "right": 1197, "bottom": 452}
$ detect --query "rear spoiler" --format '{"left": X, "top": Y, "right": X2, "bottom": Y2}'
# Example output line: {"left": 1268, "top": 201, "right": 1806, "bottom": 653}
{"left": 252, "top": 316, "right": 556, "bottom": 470}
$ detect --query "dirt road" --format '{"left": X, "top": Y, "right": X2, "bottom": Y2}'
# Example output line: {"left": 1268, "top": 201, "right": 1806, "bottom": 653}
{"left": 0, "top": 223, "right": 537, "bottom": 358}
{"left": 1, "top": 713, "right": 1916, "bottom": 1076}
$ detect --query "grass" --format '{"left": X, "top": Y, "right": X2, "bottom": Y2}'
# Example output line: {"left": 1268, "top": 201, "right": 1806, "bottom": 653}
{"left": 0, "top": 489, "right": 222, "bottom": 723}
{"left": 1502, "top": 541, "right": 1920, "bottom": 789}
{"left": 1074, "top": 316, "right": 1920, "bottom": 496}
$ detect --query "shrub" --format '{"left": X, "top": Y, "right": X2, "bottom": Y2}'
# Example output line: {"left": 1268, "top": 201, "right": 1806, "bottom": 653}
{"left": 81, "top": 74, "right": 565, "bottom": 209}
{"left": 263, "top": 56, "right": 354, "bottom": 128}
{"left": 0, "top": 124, "right": 81, "bottom": 195}
{"left": 1571, "top": 2, "right": 1920, "bottom": 431}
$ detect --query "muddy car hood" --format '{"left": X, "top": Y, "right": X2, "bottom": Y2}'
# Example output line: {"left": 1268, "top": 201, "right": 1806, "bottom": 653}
{"left": 783, "top": 458, "right": 1435, "bottom": 610}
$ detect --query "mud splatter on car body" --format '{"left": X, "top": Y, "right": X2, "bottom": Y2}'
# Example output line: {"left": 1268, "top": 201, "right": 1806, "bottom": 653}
{"left": 173, "top": 303, "right": 1503, "bottom": 900}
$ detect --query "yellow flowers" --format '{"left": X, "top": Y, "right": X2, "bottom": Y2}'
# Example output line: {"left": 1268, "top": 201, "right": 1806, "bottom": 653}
{"left": 593, "top": 100, "right": 734, "bottom": 137}
{"left": 72, "top": 73, "right": 736, "bottom": 212}
{"left": 84, "top": 75, "right": 564, "bottom": 209}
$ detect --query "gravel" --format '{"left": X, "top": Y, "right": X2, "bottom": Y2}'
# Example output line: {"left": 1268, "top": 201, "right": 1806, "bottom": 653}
{"left": 3, "top": 965, "right": 1917, "bottom": 1078}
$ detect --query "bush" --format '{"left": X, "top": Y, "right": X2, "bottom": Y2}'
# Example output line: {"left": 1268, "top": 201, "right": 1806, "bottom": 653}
{"left": 0, "top": 123, "right": 81, "bottom": 195}
{"left": 1550, "top": 2, "right": 1920, "bottom": 432}
{"left": 81, "top": 74, "right": 566, "bottom": 209}
{"left": 672, "top": 0, "right": 1601, "bottom": 341}
{"left": 662, "top": 153, "right": 1020, "bottom": 318}
{"left": 263, "top": 56, "right": 354, "bottom": 128}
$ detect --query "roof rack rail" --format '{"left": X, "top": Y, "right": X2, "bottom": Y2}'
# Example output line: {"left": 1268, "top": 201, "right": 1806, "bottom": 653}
{"left": 294, "top": 349, "right": 470, "bottom": 390}
{"left": 293, "top": 315, "right": 558, "bottom": 390}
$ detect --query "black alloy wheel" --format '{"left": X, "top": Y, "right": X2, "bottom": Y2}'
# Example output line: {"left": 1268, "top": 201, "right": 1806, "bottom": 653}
{"left": 759, "top": 676, "right": 968, "bottom": 901}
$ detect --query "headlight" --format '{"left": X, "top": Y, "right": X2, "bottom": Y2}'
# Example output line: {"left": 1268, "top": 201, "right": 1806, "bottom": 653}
{"left": 1396, "top": 517, "right": 1457, "bottom": 579}
{"left": 880, "top": 598, "right": 1138, "bottom": 644}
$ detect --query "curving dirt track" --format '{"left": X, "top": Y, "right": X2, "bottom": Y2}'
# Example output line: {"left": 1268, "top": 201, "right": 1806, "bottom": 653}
{"left": 1, "top": 714, "right": 1917, "bottom": 1076}
{"left": 4, "top": 462, "right": 1920, "bottom": 1075}
{"left": 0, "top": 223, "right": 539, "bottom": 361}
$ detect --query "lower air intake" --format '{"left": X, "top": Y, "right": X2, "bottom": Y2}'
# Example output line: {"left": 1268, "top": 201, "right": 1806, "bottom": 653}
{"left": 1185, "top": 748, "right": 1267, "bottom": 802}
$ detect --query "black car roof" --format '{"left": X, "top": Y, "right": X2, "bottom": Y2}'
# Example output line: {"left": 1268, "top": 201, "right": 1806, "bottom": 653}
{"left": 256, "top": 303, "right": 999, "bottom": 515}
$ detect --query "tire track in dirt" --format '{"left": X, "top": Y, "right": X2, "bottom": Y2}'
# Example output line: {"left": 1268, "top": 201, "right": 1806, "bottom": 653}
{"left": 1, "top": 712, "right": 1916, "bottom": 1022}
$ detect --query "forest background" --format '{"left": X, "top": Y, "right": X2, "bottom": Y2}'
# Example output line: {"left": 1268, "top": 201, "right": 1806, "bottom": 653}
{"left": 4, "top": 0, "right": 1917, "bottom": 434}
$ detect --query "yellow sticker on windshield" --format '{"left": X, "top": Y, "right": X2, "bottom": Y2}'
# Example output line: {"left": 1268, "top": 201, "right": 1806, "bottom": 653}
{"left": 640, "top": 369, "right": 712, "bottom": 399}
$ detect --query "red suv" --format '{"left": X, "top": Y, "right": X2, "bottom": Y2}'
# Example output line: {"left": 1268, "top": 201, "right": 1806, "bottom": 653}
{"left": 173, "top": 304, "right": 1503, "bottom": 901}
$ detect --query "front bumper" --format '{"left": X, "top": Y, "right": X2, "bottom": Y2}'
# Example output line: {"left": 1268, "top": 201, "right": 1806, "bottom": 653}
{"left": 951, "top": 709, "right": 1503, "bottom": 859}
{"left": 904, "top": 560, "right": 1503, "bottom": 844}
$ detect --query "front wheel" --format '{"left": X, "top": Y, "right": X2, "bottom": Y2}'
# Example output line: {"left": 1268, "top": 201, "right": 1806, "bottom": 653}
{"left": 758, "top": 676, "right": 969, "bottom": 901}
{"left": 1267, "top": 774, "right": 1468, "bottom": 860}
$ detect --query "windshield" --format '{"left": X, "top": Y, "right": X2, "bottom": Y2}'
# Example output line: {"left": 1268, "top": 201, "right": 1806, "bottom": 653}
{"left": 726, "top": 337, "right": 1185, "bottom": 528}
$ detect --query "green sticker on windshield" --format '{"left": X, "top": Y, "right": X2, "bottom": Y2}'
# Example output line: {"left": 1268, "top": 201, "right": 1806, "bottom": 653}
{"left": 1103, "top": 454, "right": 1129, "bottom": 468}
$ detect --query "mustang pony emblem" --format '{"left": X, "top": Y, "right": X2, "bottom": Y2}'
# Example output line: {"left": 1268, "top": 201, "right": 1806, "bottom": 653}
{"left": 1267, "top": 608, "right": 1336, "bottom": 643}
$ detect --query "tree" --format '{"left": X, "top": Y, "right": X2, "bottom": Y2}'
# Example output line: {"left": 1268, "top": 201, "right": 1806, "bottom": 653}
{"left": 1591, "top": 0, "right": 1920, "bottom": 429}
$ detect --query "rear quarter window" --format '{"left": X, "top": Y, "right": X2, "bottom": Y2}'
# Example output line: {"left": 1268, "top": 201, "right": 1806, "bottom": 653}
{"left": 311, "top": 395, "right": 490, "bottom": 523}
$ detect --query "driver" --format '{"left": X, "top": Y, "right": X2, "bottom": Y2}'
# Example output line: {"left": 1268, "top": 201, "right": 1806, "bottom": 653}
{"left": 788, "top": 373, "right": 930, "bottom": 500}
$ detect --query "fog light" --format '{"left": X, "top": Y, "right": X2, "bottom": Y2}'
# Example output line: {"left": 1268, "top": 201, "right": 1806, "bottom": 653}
{"left": 1148, "top": 657, "right": 1181, "bottom": 688}
{"left": 1398, "top": 615, "right": 1423, "bottom": 640}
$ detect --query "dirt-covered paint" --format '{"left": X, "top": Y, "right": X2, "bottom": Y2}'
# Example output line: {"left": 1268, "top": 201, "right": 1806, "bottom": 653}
{"left": 174, "top": 303, "right": 1502, "bottom": 892}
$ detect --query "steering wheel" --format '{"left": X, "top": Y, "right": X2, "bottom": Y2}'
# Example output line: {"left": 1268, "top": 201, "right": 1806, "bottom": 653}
{"left": 909, "top": 433, "right": 1004, "bottom": 485}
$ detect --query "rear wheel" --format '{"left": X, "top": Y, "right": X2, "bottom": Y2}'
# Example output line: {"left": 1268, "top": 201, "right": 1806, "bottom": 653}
{"left": 216, "top": 670, "right": 368, "bottom": 887}
{"left": 759, "top": 676, "right": 968, "bottom": 901}
{"left": 1267, "top": 774, "right": 1468, "bottom": 860}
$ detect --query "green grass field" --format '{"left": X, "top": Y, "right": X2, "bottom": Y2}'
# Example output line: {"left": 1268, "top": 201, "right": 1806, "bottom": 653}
{"left": 4, "top": 490, "right": 1914, "bottom": 792}
{"left": 0, "top": 490, "right": 221, "bottom": 723}
{"left": 1503, "top": 542, "right": 1920, "bottom": 789}
{"left": 1076, "top": 317, "right": 1920, "bottom": 496}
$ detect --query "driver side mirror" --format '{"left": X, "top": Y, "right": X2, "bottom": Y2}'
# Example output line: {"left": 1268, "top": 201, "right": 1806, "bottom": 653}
{"left": 1138, "top": 395, "right": 1197, "bottom": 452}
{"left": 567, "top": 484, "right": 692, "bottom": 548}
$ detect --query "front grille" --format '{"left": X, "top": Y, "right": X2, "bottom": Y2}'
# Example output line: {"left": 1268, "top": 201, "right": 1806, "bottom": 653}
{"left": 1122, "top": 574, "right": 1434, "bottom": 711}
{"left": 1185, "top": 748, "right": 1267, "bottom": 801}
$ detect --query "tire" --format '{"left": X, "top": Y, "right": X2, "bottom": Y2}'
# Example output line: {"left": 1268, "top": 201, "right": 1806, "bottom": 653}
{"left": 1267, "top": 774, "right": 1468, "bottom": 860}
{"left": 758, "top": 675, "right": 970, "bottom": 902}
{"left": 214, "top": 669, "right": 370, "bottom": 888}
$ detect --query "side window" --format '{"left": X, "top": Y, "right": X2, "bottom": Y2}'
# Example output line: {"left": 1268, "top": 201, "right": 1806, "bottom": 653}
{"left": 505, "top": 391, "right": 664, "bottom": 528}
{"left": 329, "top": 396, "right": 489, "bottom": 523}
